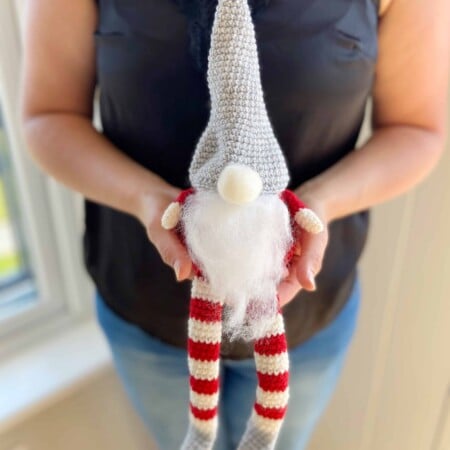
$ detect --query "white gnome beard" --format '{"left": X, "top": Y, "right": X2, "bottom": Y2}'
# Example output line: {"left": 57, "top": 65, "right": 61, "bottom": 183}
{"left": 182, "top": 190, "right": 293, "bottom": 341}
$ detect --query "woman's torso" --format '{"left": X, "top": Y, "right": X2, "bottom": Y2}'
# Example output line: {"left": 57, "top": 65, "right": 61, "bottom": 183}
{"left": 85, "top": 0, "right": 379, "bottom": 359}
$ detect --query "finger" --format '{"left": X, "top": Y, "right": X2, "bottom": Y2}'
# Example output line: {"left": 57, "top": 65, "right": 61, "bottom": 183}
{"left": 278, "top": 280, "right": 302, "bottom": 307}
{"left": 152, "top": 228, "right": 193, "bottom": 281}
{"left": 188, "top": 266, "right": 196, "bottom": 280}
{"left": 294, "top": 229, "right": 328, "bottom": 291}
{"left": 277, "top": 265, "right": 302, "bottom": 307}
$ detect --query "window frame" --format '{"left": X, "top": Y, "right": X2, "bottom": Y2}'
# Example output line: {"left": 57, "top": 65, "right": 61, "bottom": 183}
{"left": 0, "top": 0, "right": 93, "bottom": 357}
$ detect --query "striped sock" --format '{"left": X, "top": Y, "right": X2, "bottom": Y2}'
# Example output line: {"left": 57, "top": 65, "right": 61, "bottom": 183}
{"left": 181, "top": 276, "right": 224, "bottom": 450}
{"left": 237, "top": 312, "right": 289, "bottom": 450}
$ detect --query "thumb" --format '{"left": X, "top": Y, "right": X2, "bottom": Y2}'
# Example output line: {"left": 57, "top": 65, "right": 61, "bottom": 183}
{"left": 173, "top": 255, "right": 193, "bottom": 281}
{"left": 294, "top": 230, "right": 328, "bottom": 291}
{"left": 155, "top": 230, "right": 193, "bottom": 281}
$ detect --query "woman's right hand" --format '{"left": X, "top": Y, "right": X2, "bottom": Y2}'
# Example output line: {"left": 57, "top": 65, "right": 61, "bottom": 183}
{"left": 136, "top": 183, "right": 194, "bottom": 282}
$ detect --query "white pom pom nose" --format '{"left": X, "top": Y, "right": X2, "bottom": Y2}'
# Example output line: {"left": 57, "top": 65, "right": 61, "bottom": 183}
{"left": 217, "top": 164, "right": 263, "bottom": 205}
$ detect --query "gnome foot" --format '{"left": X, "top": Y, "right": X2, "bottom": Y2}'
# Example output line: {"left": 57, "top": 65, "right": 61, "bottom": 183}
{"left": 237, "top": 411, "right": 285, "bottom": 450}
{"left": 181, "top": 276, "right": 224, "bottom": 450}
{"left": 180, "top": 419, "right": 218, "bottom": 450}
{"left": 237, "top": 312, "right": 289, "bottom": 450}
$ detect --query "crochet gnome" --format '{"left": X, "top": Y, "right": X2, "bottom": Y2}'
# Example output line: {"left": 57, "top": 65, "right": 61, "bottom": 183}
{"left": 161, "top": 0, "right": 324, "bottom": 448}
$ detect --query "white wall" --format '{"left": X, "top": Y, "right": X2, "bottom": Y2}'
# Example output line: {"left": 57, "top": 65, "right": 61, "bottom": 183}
{"left": 308, "top": 91, "right": 450, "bottom": 449}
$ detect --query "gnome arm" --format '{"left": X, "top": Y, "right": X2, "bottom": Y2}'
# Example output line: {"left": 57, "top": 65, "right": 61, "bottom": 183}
{"left": 161, "top": 187, "right": 195, "bottom": 230}
{"left": 280, "top": 189, "right": 324, "bottom": 234}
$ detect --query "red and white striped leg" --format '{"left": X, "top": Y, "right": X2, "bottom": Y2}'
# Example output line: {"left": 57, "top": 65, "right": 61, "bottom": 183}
{"left": 237, "top": 311, "right": 289, "bottom": 450}
{"left": 181, "top": 276, "right": 224, "bottom": 450}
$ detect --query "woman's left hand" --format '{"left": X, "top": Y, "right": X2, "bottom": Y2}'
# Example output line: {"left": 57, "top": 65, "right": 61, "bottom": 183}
{"left": 277, "top": 190, "right": 330, "bottom": 307}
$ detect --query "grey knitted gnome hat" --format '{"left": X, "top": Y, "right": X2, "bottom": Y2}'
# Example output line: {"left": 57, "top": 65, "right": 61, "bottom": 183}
{"left": 188, "top": 0, "right": 290, "bottom": 195}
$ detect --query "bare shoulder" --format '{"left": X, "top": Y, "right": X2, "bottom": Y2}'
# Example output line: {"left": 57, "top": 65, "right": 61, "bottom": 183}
{"left": 372, "top": 0, "right": 450, "bottom": 134}
{"left": 378, "top": 0, "right": 393, "bottom": 17}
{"left": 21, "top": 0, "right": 98, "bottom": 120}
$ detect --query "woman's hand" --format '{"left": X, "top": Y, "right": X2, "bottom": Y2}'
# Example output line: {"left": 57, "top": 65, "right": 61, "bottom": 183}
{"left": 277, "top": 191, "right": 330, "bottom": 307}
{"left": 137, "top": 184, "right": 194, "bottom": 282}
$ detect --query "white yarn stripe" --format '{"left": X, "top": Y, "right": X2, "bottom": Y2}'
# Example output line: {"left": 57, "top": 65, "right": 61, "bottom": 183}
{"left": 265, "top": 313, "right": 285, "bottom": 337}
{"left": 188, "top": 318, "right": 222, "bottom": 344}
{"left": 190, "top": 391, "right": 220, "bottom": 410}
{"left": 254, "top": 352, "right": 289, "bottom": 375}
{"left": 188, "top": 358, "right": 220, "bottom": 381}
{"left": 191, "top": 415, "right": 218, "bottom": 435}
{"left": 192, "top": 277, "right": 224, "bottom": 305}
{"left": 256, "top": 386, "right": 289, "bottom": 409}
{"left": 250, "top": 410, "right": 283, "bottom": 435}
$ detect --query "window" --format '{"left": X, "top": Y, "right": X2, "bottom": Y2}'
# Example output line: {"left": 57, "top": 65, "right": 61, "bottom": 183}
{"left": 0, "top": 0, "right": 93, "bottom": 356}
{"left": 0, "top": 104, "right": 36, "bottom": 320}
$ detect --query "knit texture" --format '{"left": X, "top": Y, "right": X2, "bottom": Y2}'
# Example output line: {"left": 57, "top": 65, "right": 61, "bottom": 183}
{"left": 170, "top": 0, "right": 271, "bottom": 73}
{"left": 188, "top": 0, "right": 290, "bottom": 194}
{"left": 182, "top": 275, "right": 289, "bottom": 450}
{"left": 174, "top": 1, "right": 297, "bottom": 446}
{"left": 236, "top": 312, "right": 289, "bottom": 450}
{"left": 174, "top": 188, "right": 296, "bottom": 450}
{"left": 180, "top": 276, "right": 223, "bottom": 450}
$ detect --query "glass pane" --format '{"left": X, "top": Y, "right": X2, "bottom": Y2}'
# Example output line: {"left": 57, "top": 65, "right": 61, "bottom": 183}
{"left": 0, "top": 103, "right": 36, "bottom": 315}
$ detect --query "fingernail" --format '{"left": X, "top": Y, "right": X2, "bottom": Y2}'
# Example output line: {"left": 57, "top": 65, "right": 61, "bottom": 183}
{"left": 174, "top": 261, "right": 181, "bottom": 281}
{"left": 307, "top": 268, "right": 316, "bottom": 290}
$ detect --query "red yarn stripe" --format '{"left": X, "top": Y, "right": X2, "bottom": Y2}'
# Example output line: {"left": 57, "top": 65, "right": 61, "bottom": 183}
{"left": 254, "top": 403, "right": 287, "bottom": 420}
{"left": 192, "top": 263, "right": 203, "bottom": 278}
{"left": 279, "top": 189, "right": 306, "bottom": 215}
{"left": 190, "top": 298, "right": 222, "bottom": 322}
{"left": 190, "top": 405, "right": 218, "bottom": 421}
{"left": 254, "top": 334, "right": 287, "bottom": 356}
{"left": 188, "top": 339, "right": 220, "bottom": 361}
{"left": 176, "top": 187, "right": 195, "bottom": 204}
{"left": 257, "top": 371, "right": 289, "bottom": 392}
{"left": 284, "top": 241, "right": 297, "bottom": 266}
{"left": 190, "top": 377, "right": 220, "bottom": 395}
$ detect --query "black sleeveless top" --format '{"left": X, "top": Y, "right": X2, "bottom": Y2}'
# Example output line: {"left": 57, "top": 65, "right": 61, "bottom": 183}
{"left": 85, "top": 0, "right": 380, "bottom": 359}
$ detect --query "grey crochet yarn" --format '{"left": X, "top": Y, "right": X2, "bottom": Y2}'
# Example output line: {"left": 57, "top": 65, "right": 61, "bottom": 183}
{"left": 188, "top": 0, "right": 290, "bottom": 194}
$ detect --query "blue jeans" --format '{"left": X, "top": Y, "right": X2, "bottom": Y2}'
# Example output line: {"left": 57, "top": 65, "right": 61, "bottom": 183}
{"left": 95, "top": 273, "right": 361, "bottom": 450}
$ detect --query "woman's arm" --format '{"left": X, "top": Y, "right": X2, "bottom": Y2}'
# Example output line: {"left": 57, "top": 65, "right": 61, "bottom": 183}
{"left": 297, "top": 0, "right": 449, "bottom": 222}
{"left": 279, "top": 0, "right": 450, "bottom": 304}
{"left": 20, "top": 0, "right": 193, "bottom": 280}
